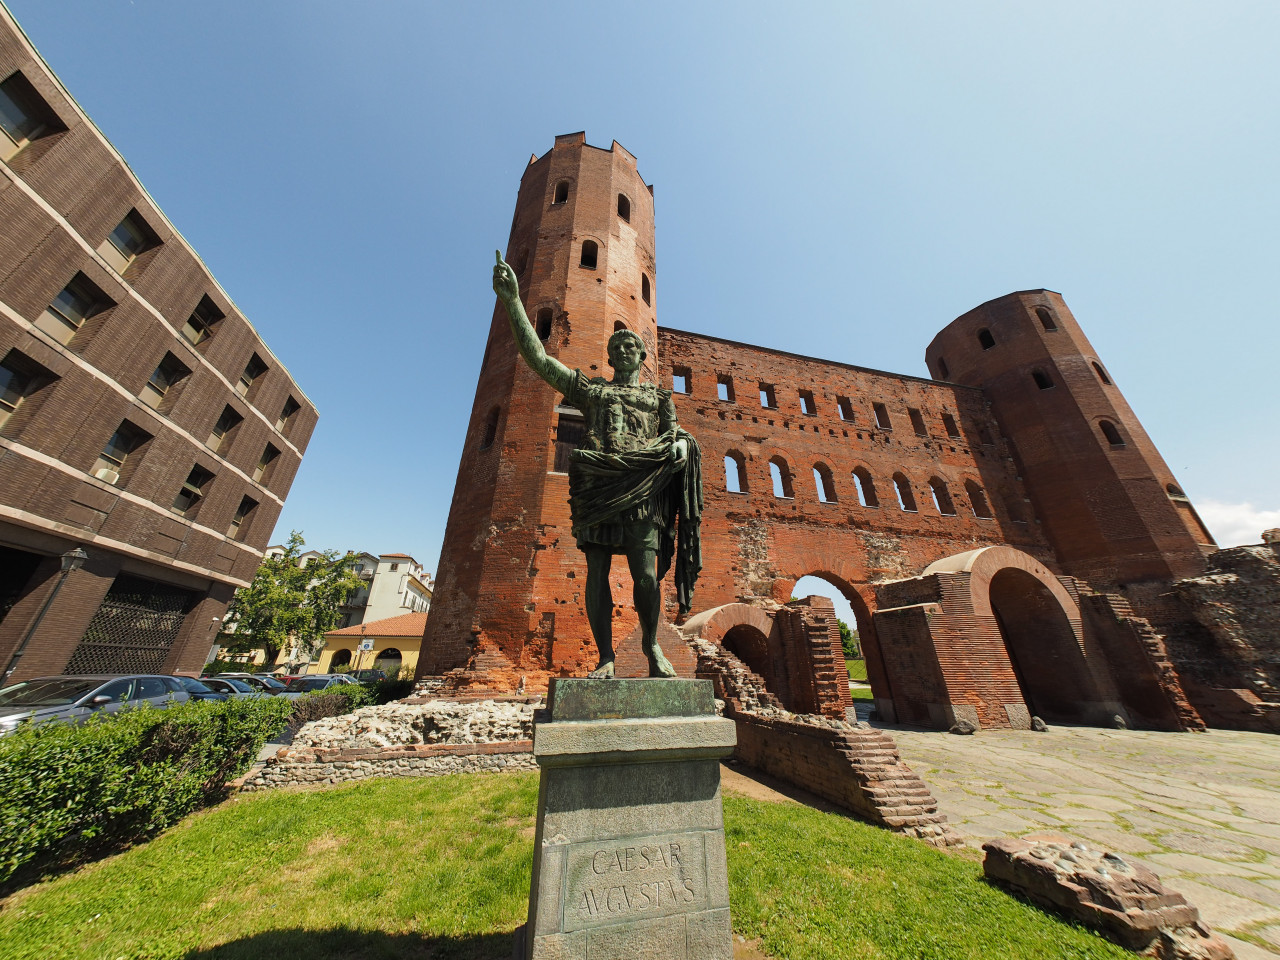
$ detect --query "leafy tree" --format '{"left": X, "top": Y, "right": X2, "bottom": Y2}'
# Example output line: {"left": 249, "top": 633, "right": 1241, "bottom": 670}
{"left": 838, "top": 620, "right": 861, "bottom": 659}
{"left": 221, "top": 531, "right": 364, "bottom": 668}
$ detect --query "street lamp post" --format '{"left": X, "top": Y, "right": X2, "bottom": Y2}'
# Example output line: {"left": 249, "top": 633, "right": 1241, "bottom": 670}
{"left": 2, "top": 546, "right": 89, "bottom": 684}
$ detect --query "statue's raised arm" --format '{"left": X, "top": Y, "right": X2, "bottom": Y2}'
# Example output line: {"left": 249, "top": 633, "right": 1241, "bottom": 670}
{"left": 492, "top": 251, "right": 574, "bottom": 396}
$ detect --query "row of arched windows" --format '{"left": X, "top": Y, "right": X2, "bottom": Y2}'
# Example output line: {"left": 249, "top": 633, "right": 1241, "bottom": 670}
{"left": 551, "top": 180, "right": 635, "bottom": 223}
{"left": 723, "top": 452, "right": 995, "bottom": 519}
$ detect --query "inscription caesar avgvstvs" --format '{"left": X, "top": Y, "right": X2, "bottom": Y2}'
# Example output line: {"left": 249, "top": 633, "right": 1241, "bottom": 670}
{"left": 563, "top": 833, "right": 708, "bottom": 932}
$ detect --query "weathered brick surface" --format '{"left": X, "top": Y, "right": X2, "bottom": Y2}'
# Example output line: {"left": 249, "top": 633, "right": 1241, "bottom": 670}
{"left": 0, "top": 9, "right": 314, "bottom": 679}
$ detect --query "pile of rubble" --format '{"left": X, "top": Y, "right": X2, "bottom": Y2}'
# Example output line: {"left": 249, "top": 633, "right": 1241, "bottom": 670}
{"left": 294, "top": 698, "right": 537, "bottom": 750}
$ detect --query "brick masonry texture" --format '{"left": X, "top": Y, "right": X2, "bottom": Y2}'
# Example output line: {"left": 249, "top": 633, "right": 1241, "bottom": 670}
{"left": 0, "top": 8, "right": 314, "bottom": 680}
{"left": 419, "top": 134, "right": 1277, "bottom": 739}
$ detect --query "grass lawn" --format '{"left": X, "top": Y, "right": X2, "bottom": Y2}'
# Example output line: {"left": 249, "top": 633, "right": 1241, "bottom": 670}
{"left": 0, "top": 772, "right": 1130, "bottom": 960}
{"left": 846, "top": 659, "right": 868, "bottom": 682}
{"left": 848, "top": 685, "right": 875, "bottom": 701}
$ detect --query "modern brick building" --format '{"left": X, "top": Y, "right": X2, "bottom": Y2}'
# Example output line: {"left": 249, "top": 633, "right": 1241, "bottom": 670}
{"left": 0, "top": 6, "right": 316, "bottom": 681}
{"left": 419, "top": 135, "right": 1274, "bottom": 734}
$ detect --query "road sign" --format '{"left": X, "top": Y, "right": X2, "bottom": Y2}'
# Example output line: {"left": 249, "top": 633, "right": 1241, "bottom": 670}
{"left": 359, "top": 639, "right": 374, "bottom": 651}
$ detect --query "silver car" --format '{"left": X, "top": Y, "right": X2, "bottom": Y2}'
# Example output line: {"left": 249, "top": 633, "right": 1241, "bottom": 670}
{"left": 0, "top": 675, "right": 189, "bottom": 736}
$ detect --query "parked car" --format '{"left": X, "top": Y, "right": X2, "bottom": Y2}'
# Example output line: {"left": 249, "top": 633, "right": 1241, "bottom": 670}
{"left": 172, "top": 676, "right": 228, "bottom": 702}
{"left": 197, "top": 676, "right": 267, "bottom": 699}
{"left": 280, "top": 675, "right": 359, "bottom": 699}
{"left": 0, "top": 675, "right": 189, "bottom": 736}
{"left": 219, "top": 673, "right": 287, "bottom": 695}
{"left": 350, "top": 669, "right": 386, "bottom": 683}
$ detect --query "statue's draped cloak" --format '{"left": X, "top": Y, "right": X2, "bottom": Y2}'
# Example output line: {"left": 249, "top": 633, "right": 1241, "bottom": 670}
{"left": 562, "top": 371, "right": 703, "bottom": 613}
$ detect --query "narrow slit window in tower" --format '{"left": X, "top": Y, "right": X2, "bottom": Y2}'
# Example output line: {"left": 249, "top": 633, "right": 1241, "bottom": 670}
{"left": 617, "top": 194, "right": 630, "bottom": 221}
{"left": 580, "top": 240, "right": 598, "bottom": 269}
{"left": 978, "top": 328, "right": 996, "bottom": 350}
{"left": 1099, "top": 420, "right": 1124, "bottom": 447}
{"left": 553, "top": 180, "right": 569, "bottom": 204}
{"left": 480, "top": 407, "right": 500, "bottom": 449}
{"left": 1032, "top": 368, "right": 1054, "bottom": 390}
{"left": 1036, "top": 306, "right": 1057, "bottom": 331}
{"left": 1092, "top": 361, "right": 1112, "bottom": 385}
{"left": 641, "top": 273, "right": 651, "bottom": 305}
{"left": 536, "top": 308, "right": 553, "bottom": 341}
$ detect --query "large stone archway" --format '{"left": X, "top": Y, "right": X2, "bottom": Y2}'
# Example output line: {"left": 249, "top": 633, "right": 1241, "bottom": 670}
{"left": 872, "top": 546, "right": 1125, "bottom": 730}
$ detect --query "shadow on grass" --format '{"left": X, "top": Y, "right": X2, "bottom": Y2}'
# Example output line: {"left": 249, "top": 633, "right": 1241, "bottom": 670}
{"left": 181, "top": 926, "right": 519, "bottom": 960}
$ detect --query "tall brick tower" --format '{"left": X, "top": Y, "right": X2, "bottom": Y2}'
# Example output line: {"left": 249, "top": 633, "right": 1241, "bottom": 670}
{"left": 419, "top": 133, "right": 657, "bottom": 683}
{"left": 924, "top": 291, "right": 1215, "bottom": 601}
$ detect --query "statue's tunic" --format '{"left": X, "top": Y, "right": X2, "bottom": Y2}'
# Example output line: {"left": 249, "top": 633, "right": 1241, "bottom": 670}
{"left": 561, "top": 370, "right": 703, "bottom": 612}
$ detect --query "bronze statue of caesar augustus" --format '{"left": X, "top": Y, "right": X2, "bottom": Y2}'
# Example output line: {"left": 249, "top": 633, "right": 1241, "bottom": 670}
{"left": 492, "top": 252, "right": 702, "bottom": 678}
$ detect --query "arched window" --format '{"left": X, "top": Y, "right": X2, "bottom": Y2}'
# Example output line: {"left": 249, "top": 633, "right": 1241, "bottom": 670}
{"left": 965, "top": 480, "right": 993, "bottom": 519}
{"left": 978, "top": 328, "right": 996, "bottom": 350}
{"left": 769, "top": 457, "right": 794, "bottom": 499}
{"left": 514, "top": 248, "right": 529, "bottom": 275}
{"left": 1092, "top": 361, "right": 1112, "bottom": 385}
{"left": 641, "top": 273, "right": 651, "bottom": 305}
{"left": 614, "top": 320, "right": 627, "bottom": 332}
{"left": 580, "top": 240, "right": 598, "bottom": 269}
{"left": 935, "top": 356, "right": 949, "bottom": 379}
{"left": 929, "top": 477, "right": 956, "bottom": 515}
{"left": 535, "top": 307, "right": 553, "bottom": 341}
{"left": 329, "top": 649, "right": 352, "bottom": 669}
{"left": 852, "top": 467, "right": 878, "bottom": 507}
{"left": 1099, "top": 420, "right": 1124, "bottom": 447}
{"left": 480, "top": 406, "right": 500, "bottom": 449}
{"left": 724, "top": 452, "right": 747, "bottom": 494}
{"left": 813, "top": 463, "right": 837, "bottom": 503}
{"left": 1166, "top": 483, "right": 1185, "bottom": 497}
{"left": 1035, "top": 306, "right": 1057, "bottom": 331}
{"left": 553, "top": 180, "right": 569, "bottom": 204}
{"left": 892, "top": 473, "right": 917, "bottom": 512}
{"left": 617, "top": 193, "right": 631, "bottom": 221}
{"left": 1032, "top": 368, "right": 1054, "bottom": 390}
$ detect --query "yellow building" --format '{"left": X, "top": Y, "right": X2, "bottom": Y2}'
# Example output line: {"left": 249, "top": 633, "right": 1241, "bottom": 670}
{"left": 317, "top": 611, "right": 427, "bottom": 677}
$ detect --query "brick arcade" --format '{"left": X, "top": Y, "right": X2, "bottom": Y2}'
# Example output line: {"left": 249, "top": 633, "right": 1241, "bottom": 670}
{"left": 417, "top": 132, "right": 1277, "bottom": 736}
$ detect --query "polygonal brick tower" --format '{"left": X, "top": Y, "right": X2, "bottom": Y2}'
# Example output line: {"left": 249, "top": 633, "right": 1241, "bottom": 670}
{"left": 419, "top": 133, "right": 657, "bottom": 684}
{"left": 924, "top": 291, "right": 1215, "bottom": 606}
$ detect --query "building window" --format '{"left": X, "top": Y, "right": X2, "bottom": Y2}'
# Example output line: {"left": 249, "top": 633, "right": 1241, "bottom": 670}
{"left": 965, "top": 479, "right": 993, "bottom": 519}
{"left": 908, "top": 407, "right": 927, "bottom": 436}
{"left": 977, "top": 423, "right": 995, "bottom": 446}
{"left": 228, "top": 495, "right": 258, "bottom": 540}
{"left": 1032, "top": 368, "right": 1054, "bottom": 390}
{"left": 1092, "top": 361, "right": 1112, "bottom": 385}
{"left": 1099, "top": 420, "right": 1125, "bottom": 447}
{"left": 813, "top": 463, "right": 837, "bottom": 503}
{"left": 724, "top": 451, "right": 747, "bottom": 493}
{"left": 535, "top": 307, "right": 553, "bottom": 341}
{"left": 1004, "top": 494, "right": 1028, "bottom": 523}
{"left": 759, "top": 383, "right": 776, "bottom": 409}
{"left": 942, "top": 413, "right": 960, "bottom": 438}
{"left": 389, "top": 562, "right": 400, "bottom": 572}
{"left": 978, "top": 328, "right": 996, "bottom": 350}
{"left": 172, "top": 465, "right": 214, "bottom": 517}
{"left": 182, "top": 295, "right": 223, "bottom": 348}
{"left": 935, "top": 356, "right": 950, "bottom": 379}
{"left": 37, "top": 273, "right": 112, "bottom": 345}
{"left": 892, "top": 473, "right": 917, "bottom": 512}
{"left": 641, "top": 273, "right": 651, "bottom": 305}
{"left": 614, "top": 320, "right": 627, "bottom": 332}
{"left": 852, "top": 467, "right": 878, "bottom": 507}
{"left": 277, "top": 396, "right": 300, "bottom": 433}
{"left": 799, "top": 390, "right": 816, "bottom": 415}
{"left": 514, "top": 248, "right": 529, "bottom": 275}
{"left": 873, "top": 402, "right": 891, "bottom": 429}
{"left": 0, "top": 72, "right": 63, "bottom": 161}
{"left": 672, "top": 367, "right": 691, "bottom": 394}
{"left": 141, "top": 353, "right": 191, "bottom": 411}
{"left": 92, "top": 421, "right": 149, "bottom": 485}
{"left": 580, "top": 240, "right": 598, "bottom": 269}
{"left": 1036, "top": 306, "right": 1057, "bottom": 331}
{"left": 480, "top": 406, "right": 500, "bottom": 449}
{"left": 929, "top": 477, "right": 956, "bottom": 515}
{"left": 552, "top": 411, "right": 585, "bottom": 473}
{"left": 553, "top": 180, "right": 569, "bottom": 204}
{"left": 617, "top": 194, "right": 631, "bottom": 221}
{"left": 254, "top": 443, "right": 279, "bottom": 483}
{"left": 836, "top": 396, "right": 854, "bottom": 421}
{"left": 769, "top": 457, "right": 794, "bottom": 499}
{"left": 717, "top": 375, "right": 734, "bottom": 402}
{"left": 98, "top": 209, "right": 159, "bottom": 275}
{"left": 237, "top": 354, "right": 268, "bottom": 398}
{"left": 208, "top": 405, "right": 243, "bottom": 453}
{"left": 0, "top": 352, "right": 37, "bottom": 431}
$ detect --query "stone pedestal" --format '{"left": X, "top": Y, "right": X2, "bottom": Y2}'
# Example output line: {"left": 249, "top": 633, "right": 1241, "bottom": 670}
{"left": 522, "top": 678, "right": 737, "bottom": 960}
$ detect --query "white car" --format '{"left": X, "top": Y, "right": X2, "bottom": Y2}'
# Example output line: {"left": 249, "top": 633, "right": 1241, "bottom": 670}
{"left": 197, "top": 676, "right": 268, "bottom": 700}
{"left": 0, "top": 675, "right": 189, "bottom": 736}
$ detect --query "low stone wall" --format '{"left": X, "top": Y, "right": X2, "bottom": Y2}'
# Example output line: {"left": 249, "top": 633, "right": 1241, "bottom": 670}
{"left": 242, "top": 740, "right": 536, "bottom": 790}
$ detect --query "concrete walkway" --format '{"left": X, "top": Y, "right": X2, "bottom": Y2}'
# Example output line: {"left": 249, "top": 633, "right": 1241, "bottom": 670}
{"left": 883, "top": 723, "right": 1280, "bottom": 959}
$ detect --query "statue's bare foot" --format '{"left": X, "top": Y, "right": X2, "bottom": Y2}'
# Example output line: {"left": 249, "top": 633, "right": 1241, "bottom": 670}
{"left": 647, "top": 645, "right": 677, "bottom": 678}
{"left": 588, "top": 659, "right": 615, "bottom": 679}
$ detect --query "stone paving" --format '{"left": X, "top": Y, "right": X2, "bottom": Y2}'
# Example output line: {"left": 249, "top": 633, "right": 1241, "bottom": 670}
{"left": 883, "top": 722, "right": 1280, "bottom": 959}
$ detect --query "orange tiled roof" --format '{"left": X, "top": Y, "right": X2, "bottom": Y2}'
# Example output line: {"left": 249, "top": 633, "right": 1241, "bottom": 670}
{"left": 325, "top": 611, "right": 428, "bottom": 638}
{"left": 380, "top": 553, "right": 415, "bottom": 559}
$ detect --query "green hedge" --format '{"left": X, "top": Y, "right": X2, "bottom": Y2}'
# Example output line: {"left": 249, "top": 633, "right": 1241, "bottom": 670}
{"left": 0, "top": 696, "right": 290, "bottom": 886}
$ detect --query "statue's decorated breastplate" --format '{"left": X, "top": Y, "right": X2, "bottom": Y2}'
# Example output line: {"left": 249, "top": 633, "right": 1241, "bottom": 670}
{"left": 582, "top": 381, "right": 661, "bottom": 454}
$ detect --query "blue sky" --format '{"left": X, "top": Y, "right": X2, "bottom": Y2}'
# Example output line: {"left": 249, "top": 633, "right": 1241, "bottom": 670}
{"left": 8, "top": 0, "right": 1278, "bottom": 589}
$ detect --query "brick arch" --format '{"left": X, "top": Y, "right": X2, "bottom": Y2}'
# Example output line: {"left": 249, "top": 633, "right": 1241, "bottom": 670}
{"left": 681, "top": 602, "right": 774, "bottom": 648}
{"left": 924, "top": 545, "right": 1080, "bottom": 629}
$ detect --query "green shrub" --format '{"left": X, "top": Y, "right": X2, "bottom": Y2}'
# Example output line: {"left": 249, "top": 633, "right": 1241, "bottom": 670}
{"left": 369, "top": 676, "right": 415, "bottom": 704}
{"left": 0, "top": 696, "right": 289, "bottom": 887}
